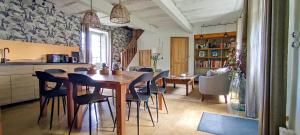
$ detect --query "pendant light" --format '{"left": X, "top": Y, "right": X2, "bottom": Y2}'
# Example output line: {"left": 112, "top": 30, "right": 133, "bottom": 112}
{"left": 82, "top": 0, "right": 100, "bottom": 28}
{"left": 200, "top": 25, "right": 204, "bottom": 39}
{"left": 224, "top": 24, "right": 228, "bottom": 38}
{"left": 110, "top": 0, "right": 130, "bottom": 24}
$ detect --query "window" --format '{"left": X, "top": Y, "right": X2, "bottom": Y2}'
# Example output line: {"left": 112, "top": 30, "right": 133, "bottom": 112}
{"left": 90, "top": 28, "right": 111, "bottom": 68}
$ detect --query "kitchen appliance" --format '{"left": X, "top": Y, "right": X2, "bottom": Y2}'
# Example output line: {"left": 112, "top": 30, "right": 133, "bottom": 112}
{"left": 71, "top": 52, "right": 80, "bottom": 63}
{"left": 46, "top": 54, "right": 69, "bottom": 63}
{"left": 68, "top": 57, "right": 78, "bottom": 63}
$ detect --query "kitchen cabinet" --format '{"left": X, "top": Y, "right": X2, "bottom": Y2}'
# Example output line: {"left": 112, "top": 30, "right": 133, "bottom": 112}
{"left": 0, "top": 76, "right": 11, "bottom": 106}
{"left": 11, "top": 74, "right": 35, "bottom": 103}
{"left": 0, "top": 63, "right": 90, "bottom": 106}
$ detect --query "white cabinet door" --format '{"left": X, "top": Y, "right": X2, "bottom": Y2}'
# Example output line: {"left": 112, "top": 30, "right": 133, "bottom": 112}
{"left": 0, "top": 76, "right": 11, "bottom": 106}
{"left": 11, "top": 74, "right": 35, "bottom": 103}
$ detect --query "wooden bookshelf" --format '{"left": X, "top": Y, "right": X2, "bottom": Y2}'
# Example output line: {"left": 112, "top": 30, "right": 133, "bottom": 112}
{"left": 194, "top": 32, "right": 237, "bottom": 74}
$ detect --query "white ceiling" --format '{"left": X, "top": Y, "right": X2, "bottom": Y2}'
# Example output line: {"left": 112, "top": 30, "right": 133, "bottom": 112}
{"left": 50, "top": 0, "right": 243, "bottom": 32}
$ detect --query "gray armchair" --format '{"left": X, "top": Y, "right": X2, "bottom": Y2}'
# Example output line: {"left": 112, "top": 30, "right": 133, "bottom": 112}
{"left": 198, "top": 71, "right": 231, "bottom": 103}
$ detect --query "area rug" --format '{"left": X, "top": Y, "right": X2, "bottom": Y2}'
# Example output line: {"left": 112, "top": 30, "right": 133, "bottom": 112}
{"left": 198, "top": 112, "right": 258, "bottom": 135}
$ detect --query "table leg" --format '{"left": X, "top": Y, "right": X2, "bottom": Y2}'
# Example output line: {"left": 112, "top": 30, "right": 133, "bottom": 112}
{"left": 192, "top": 79, "right": 195, "bottom": 90}
{"left": 158, "top": 93, "right": 163, "bottom": 110}
{"left": 186, "top": 83, "right": 189, "bottom": 96}
{"left": 115, "top": 84, "right": 127, "bottom": 135}
{"left": 173, "top": 83, "right": 176, "bottom": 88}
{"left": 66, "top": 81, "right": 84, "bottom": 128}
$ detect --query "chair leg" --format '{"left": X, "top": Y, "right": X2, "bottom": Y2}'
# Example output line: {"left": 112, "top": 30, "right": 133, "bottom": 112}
{"left": 150, "top": 95, "right": 154, "bottom": 104}
{"left": 89, "top": 103, "right": 92, "bottom": 135}
{"left": 94, "top": 103, "right": 98, "bottom": 123}
{"left": 107, "top": 99, "right": 115, "bottom": 123}
{"left": 136, "top": 102, "right": 140, "bottom": 135}
{"left": 201, "top": 94, "right": 205, "bottom": 102}
{"left": 62, "top": 96, "right": 66, "bottom": 114}
{"left": 146, "top": 101, "right": 155, "bottom": 127}
{"left": 57, "top": 96, "right": 60, "bottom": 116}
{"left": 38, "top": 97, "right": 48, "bottom": 124}
{"left": 224, "top": 95, "right": 228, "bottom": 104}
{"left": 50, "top": 97, "right": 55, "bottom": 130}
{"left": 69, "top": 105, "right": 80, "bottom": 135}
{"left": 162, "top": 94, "right": 169, "bottom": 114}
{"left": 127, "top": 101, "right": 131, "bottom": 121}
{"left": 155, "top": 94, "right": 158, "bottom": 123}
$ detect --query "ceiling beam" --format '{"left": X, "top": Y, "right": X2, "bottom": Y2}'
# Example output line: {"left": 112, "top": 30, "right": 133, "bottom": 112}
{"left": 79, "top": 0, "right": 159, "bottom": 33}
{"left": 152, "top": 0, "right": 192, "bottom": 32}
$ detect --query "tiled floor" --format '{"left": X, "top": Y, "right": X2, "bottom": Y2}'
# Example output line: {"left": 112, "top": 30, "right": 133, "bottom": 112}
{"left": 2, "top": 84, "right": 230, "bottom": 135}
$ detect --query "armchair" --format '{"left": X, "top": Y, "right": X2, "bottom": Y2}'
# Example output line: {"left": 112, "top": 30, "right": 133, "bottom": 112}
{"left": 198, "top": 71, "right": 231, "bottom": 103}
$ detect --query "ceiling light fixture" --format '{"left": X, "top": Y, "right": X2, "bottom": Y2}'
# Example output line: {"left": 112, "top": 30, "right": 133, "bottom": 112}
{"left": 82, "top": 0, "right": 101, "bottom": 28}
{"left": 224, "top": 24, "right": 228, "bottom": 38}
{"left": 110, "top": 0, "right": 130, "bottom": 24}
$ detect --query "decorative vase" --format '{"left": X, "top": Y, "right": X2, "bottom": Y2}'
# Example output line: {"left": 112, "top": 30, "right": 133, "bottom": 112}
{"left": 112, "top": 70, "right": 122, "bottom": 75}
{"left": 100, "top": 68, "right": 109, "bottom": 75}
{"left": 229, "top": 72, "right": 246, "bottom": 111}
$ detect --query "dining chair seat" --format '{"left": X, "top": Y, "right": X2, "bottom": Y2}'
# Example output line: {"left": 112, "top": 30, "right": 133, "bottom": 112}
{"left": 126, "top": 92, "right": 150, "bottom": 102}
{"left": 76, "top": 93, "right": 109, "bottom": 105}
{"left": 43, "top": 89, "right": 67, "bottom": 98}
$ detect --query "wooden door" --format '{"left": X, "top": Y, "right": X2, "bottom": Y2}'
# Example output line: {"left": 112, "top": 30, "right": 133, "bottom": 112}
{"left": 139, "top": 50, "right": 152, "bottom": 67}
{"left": 171, "top": 37, "right": 189, "bottom": 76}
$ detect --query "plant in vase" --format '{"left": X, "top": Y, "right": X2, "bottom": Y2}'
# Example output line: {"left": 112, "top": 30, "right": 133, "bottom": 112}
{"left": 151, "top": 53, "right": 163, "bottom": 72}
{"left": 228, "top": 47, "right": 247, "bottom": 113}
{"left": 112, "top": 63, "right": 122, "bottom": 75}
{"left": 100, "top": 63, "right": 109, "bottom": 75}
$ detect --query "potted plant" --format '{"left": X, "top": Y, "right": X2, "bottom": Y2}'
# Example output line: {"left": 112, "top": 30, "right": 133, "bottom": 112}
{"left": 87, "top": 64, "right": 97, "bottom": 74}
{"left": 100, "top": 63, "right": 109, "bottom": 75}
{"left": 112, "top": 63, "right": 122, "bottom": 75}
{"left": 151, "top": 53, "right": 163, "bottom": 72}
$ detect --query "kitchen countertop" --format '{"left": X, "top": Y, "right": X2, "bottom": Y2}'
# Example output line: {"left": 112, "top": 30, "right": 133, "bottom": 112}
{"left": 0, "top": 62, "right": 89, "bottom": 66}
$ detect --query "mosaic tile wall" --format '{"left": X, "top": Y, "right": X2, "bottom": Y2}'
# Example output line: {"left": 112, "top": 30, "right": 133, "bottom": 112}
{"left": 0, "top": 0, "right": 81, "bottom": 46}
{"left": 0, "top": 0, "right": 133, "bottom": 63}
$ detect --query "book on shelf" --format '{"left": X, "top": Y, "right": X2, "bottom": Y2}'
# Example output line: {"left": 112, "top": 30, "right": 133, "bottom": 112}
{"left": 196, "top": 60, "right": 224, "bottom": 69}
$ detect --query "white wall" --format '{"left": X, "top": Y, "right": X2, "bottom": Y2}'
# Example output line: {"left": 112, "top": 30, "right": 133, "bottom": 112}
{"left": 129, "top": 24, "right": 237, "bottom": 75}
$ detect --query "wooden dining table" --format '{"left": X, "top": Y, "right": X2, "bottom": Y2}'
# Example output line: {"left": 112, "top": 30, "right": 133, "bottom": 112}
{"left": 39, "top": 71, "right": 164, "bottom": 135}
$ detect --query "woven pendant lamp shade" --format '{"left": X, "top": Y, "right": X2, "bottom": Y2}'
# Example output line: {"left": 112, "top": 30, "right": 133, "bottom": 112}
{"left": 82, "top": 10, "right": 100, "bottom": 28}
{"left": 110, "top": 1, "right": 130, "bottom": 24}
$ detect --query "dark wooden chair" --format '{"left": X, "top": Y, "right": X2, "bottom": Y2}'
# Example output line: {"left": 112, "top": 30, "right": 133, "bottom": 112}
{"left": 68, "top": 73, "right": 115, "bottom": 135}
{"left": 35, "top": 71, "right": 67, "bottom": 130}
{"left": 126, "top": 72, "right": 155, "bottom": 135}
{"left": 151, "top": 70, "right": 170, "bottom": 122}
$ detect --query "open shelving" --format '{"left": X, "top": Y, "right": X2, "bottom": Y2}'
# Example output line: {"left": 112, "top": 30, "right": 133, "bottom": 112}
{"left": 194, "top": 32, "right": 237, "bottom": 75}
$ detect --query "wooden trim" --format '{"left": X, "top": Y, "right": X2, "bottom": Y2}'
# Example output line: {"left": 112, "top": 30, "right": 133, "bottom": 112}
{"left": 194, "top": 32, "right": 237, "bottom": 39}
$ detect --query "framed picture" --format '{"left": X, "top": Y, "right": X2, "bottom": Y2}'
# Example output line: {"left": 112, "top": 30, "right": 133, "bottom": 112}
{"left": 211, "top": 50, "right": 218, "bottom": 57}
{"left": 199, "top": 51, "right": 206, "bottom": 57}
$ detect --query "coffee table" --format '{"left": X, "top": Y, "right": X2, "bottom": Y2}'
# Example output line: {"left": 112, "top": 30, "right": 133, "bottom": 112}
{"left": 166, "top": 75, "right": 196, "bottom": 96}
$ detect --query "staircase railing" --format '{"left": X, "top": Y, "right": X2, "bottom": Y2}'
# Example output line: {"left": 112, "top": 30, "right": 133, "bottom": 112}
{"left": 121, "top": 29, "right": 144, "bottom": 70}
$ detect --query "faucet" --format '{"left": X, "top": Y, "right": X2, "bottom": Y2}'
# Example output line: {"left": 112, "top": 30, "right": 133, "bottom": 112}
{"left": 1, "top": 48, "right": 10, "bottom": 63}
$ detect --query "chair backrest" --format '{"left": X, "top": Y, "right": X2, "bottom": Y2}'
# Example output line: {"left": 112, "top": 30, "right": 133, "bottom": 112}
{"left": 137, "top": 67, "right": 153, "bottom": 72}
{"left": 152, "top": 70, "right": 169, "bottom": 89}
{"left": 45, "top": 69, "right": 66, "bottom": 74}
{"left": 74, "top": 67, "right": 88, "bottom": 72}
{"left": 128, "top": 72, "right": 153, "bottom": 100}
{"left": 68, "top": 73, "right": 100, "bottom": 103}
{"left": 35, "top": 71, "right": 64, "bottom": 95}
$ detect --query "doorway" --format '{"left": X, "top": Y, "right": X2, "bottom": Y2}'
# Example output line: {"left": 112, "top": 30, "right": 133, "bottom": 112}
{"left": 170, "top": 37, "right": 189, "bottom": 76}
